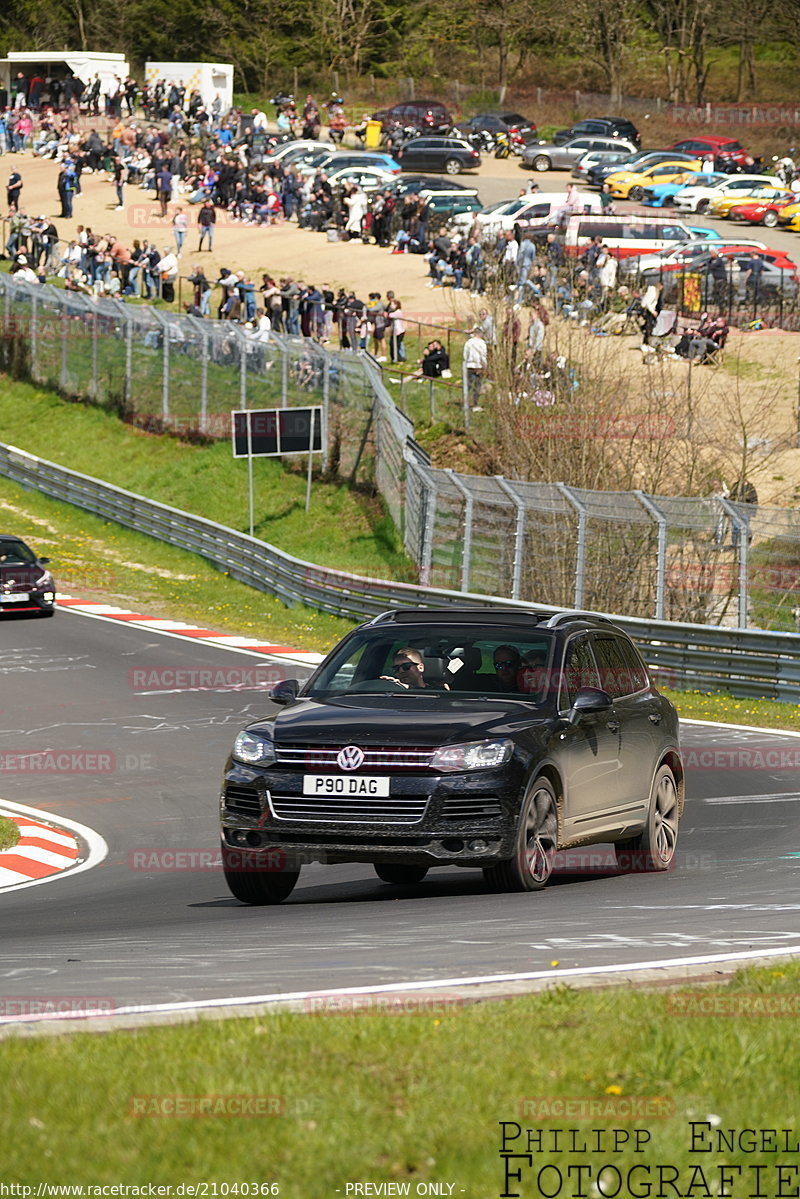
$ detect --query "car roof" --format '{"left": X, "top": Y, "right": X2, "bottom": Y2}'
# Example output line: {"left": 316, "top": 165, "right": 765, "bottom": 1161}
{"left": 368, "top": 607, "right": 616, "bottom": 631}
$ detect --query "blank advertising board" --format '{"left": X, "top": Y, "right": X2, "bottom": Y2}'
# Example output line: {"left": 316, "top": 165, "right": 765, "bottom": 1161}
{"left": 231, "top": 407, "right": 323, "bottom": 458}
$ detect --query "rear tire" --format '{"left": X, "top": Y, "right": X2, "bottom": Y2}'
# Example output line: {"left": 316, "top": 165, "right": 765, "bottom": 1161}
{"left": 374, "top": 864, "right": 429, "bottom": 884}
{"left": 222, "top": 846, "right": 300, "bottom": 904}
{"left": 444, "top": 158, "right": 460, "bottom": 175}
{"left": 532, "top": 154, "right": 551, "bottom": 172}
{"left": 483, "top": 777, "right": 558, "bottom": 893}
{"left": 615, "top": 765, "right": 679, "bottom": 873}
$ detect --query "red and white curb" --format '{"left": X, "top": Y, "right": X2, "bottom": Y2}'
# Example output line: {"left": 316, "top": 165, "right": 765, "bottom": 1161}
{"left": 0, "top": 799, "right": 109, "bottom": 893}
{"left": 55, "top": 595, "right": 325, "bottom": 667}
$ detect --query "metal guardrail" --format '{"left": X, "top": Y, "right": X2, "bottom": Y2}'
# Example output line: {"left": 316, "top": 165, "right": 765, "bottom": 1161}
{"left": 3, "top": 441, "right": 800, "bottom": 701}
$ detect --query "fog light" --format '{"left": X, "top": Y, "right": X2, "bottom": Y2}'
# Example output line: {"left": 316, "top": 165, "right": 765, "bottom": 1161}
{"left": 232, "top": 830, "right": 249, "bottom": 845}
{"left": 441, "top": 838, "right": 464, "bottom": 852}
{"left": 468, "top": 839, "right": 488, "bottom": 852}
{"left": 246, "top": 831, "right": 262, "bottom": 848}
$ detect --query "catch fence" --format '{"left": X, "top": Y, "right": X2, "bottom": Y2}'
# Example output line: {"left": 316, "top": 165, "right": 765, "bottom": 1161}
{"left": 2, "top": 273, "right": 800, "bottom": 633}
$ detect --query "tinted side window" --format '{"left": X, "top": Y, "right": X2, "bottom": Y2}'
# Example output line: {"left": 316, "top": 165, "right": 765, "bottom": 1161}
{"left": 561, "top": 636, "right": 601, "bottom": 707}
{"left": 592, "top": 637, "right": 645, "bottom": 698}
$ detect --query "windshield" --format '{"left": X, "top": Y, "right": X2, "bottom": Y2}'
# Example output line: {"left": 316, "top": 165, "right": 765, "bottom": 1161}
{"left": 306, "top": 625, "right": 556, "bottom": 702}
{"left": 0, "top": 539, "right": 37, "bottom": 565}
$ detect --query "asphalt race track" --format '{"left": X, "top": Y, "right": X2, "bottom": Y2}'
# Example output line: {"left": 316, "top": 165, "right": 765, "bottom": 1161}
{"left": 1, "top": 607, "right": 799, "bottom": 1025}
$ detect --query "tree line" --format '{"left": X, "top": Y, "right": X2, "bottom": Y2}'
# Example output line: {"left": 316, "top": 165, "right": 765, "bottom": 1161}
{"left": 1, "top": 0, "right": 798, "bottom": 104}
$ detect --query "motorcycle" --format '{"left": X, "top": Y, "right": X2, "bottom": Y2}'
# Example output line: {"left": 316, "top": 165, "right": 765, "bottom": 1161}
{"left": 465, "top": 129, "right": 497, "bottom": 154}
{"left": 494, "top": 130, "right": 526, "bottom": 159}
{"left": 270, "top": 92, "right": 294, "bottom": 117}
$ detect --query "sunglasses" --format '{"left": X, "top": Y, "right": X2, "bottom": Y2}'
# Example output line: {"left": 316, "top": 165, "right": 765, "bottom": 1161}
{"left": 394, "top": 661, "right": 418, "bottom": 673}
{"left": 494, "top": 659, "right": 517, "bottom": 670}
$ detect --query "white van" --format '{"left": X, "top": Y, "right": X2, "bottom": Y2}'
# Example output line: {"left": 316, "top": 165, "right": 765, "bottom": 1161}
{"left": 565, "top": 213, "right": 696, "bottom": 259}
{"left": 451, "top": 191, "right": 602, "bottom": 236}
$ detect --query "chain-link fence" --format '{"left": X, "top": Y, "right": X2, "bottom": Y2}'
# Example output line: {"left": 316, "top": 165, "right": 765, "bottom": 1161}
{"left": 3, "top": 273, "right": 800, "bottom": 631}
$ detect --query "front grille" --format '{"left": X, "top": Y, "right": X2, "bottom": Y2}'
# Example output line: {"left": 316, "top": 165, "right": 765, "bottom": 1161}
{"left": 224, "top": 784, "right": 263, "bottom": 816}
{"left": 441, "top": 796, "right": 502, "bottom": 820}
{"left": 268, "top": 793, "right": 429, "bottom": 824}
{"left": 275, "top": 744, "right": 435, "bottom": 772}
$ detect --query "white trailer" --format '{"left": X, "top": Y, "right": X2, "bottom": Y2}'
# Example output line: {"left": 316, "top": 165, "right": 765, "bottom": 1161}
{"left": 145, "top": 62, "right": 234, "bottom": 113}
{"left": 0, "top": 50, "right": 129, "bottom": 96}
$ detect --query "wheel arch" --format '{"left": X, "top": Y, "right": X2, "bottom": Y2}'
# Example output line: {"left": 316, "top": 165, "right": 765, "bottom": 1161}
{"left": 659, "top": 749, "right": 685, "bottom": 816}
{"left": 529, "top": 763, "right": 565, "bottom": 846}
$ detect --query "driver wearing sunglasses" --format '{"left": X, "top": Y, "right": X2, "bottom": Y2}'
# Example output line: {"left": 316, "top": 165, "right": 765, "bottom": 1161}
{"left": 383, "top": 647, "right": 449, "bottom": 690}
{"left": 493, "top": 645, "right": 521, "bottom": 691}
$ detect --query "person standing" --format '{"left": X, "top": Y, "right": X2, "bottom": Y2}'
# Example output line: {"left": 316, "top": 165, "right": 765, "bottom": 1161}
{"left": 172, "top": 207, "right": 188, "bottom": 256}
{"left": 158, "top": 245, "right": 178, "bottom": 304}
{"left": 156, "top": 162, "right": 172, "bottom": 218}
{"left": 7, "top": 168, "right": 23, "bottom": 211}
{"left": 463, "top": 327, "right": 488, "bottom": 409}
{"left": 112, "top": 155, "right": 126, "bottom": 209}
{"left": 198, "top": 199, "right": 215, "bottom": 250}
{"left": 386, "top": 291, "right": 406, "bottom": 362}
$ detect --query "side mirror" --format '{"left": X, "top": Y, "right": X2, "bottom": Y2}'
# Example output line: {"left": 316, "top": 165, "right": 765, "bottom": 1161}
{"left": 568, "top": 687, "right": 613, "bottom": 724}
{"left": 270, "top": 679, "right": 299, "bottom": 706}
{"left": 39, "top": 557, "right": 51, "bottom": 565}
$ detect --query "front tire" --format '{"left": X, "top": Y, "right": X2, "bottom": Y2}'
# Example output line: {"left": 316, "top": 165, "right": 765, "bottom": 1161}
{"left": 696, "top": 199, "right": 709, "bottom": 214}
{"left": 615, "top": 765, "right": 679, "bottom": 872}
{"left": 222, "top": 846, "right": 300, "bottom": 904}
{"left": 532, "top": 154, "right": 551, "bottom": 172}
{"left": 483, "top": 777, "right": 558, "bottom": 893}
{"left": 762, "top": 210, "right": 778, "bottom": 227}
{"left": 444, "top": 158, "right": 460, "bottom": 175}
{"left": 374, "top": 864, "right": 429, "bottom": 884}
{"left": 628, "top": 185, "right": 644, "bottom": 201}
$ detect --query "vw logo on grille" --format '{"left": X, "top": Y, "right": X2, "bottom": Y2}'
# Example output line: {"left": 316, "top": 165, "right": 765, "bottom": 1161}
{"left": 337, "top": 745, "right": 365, "bottom": 770}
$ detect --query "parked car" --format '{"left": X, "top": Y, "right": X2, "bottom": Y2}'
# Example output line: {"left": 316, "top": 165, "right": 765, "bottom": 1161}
{"left": 640, "top": 247, "right": 799, "bottom": 300}
{"left": 297, "top": 150, "right": 402, "bottom": 177}
{"left": 373, "top": 101, "right": 453, "bottom": 135}
{"left": 421, "top": 192, "right": 484, "bottom": 222}
{"left": 264, "top": 139, "right": 330, "bottom": 163}
{"left": 324, "top": 166, "right": 399, "bottom": 192}
{"left": 708, "top": 185, "right": 794, "bottom": 219}
{"left": 553, "top": 117, "right": 641, "bottom": 148}
{"left": 666, "top": 135, "right": 754, "bottom": 169}
{"left": 0, "top": 535, "right": 56, "bottom": 617}
{"left": 728, "top": 195, "right": 796, "bottom": 227}
{"left": 587, "top": 150, "right": 701, "bottom": 188}
{"left": 672, "top": 174, "right": 778, "bottom": 213}
{"left": 641, "top": 171, "right": 727, "bottom": 207}
{"left": 389, "top": 176, "right": 478, "bottom": 197}
{"left": 396, "top": 136, "right": 480, "bottom": 174}
{"left": 219, "top": 607, "right": 683, "bottom": 905}
{"left": 564, "top": 213, "right": 696, "bottom": 259}
{"left": 777, "top": 202, "right": 800, "bottom": 230}
{"left": 455, "top": 111, "right": 537, "bottom": 141}
{"left": 606, "top": 159, "right": 702, "bottom": 201}
{"left": 522, "top": 135, "right": 637, "bottom": 172}
{"left": 451, "top": 192, "right": 602, "bottom": 235}
{"left": 620, "top": 236, "right": 768, "bottom": 277}
{"left": 571, "top": 149, "right": 635, "bottom": 181}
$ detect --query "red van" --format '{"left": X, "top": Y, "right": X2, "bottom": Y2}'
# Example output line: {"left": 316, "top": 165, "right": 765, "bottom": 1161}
{"left": 565, "top": 213, "right": 696, "bottom": 259}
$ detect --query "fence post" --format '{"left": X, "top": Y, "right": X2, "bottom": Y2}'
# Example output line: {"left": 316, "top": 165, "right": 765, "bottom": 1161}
{"left": 496, "top": 477, "right": 526, "bottom": 601}
{"left": 91, "top": 312, "right": 98, "bottom": 399}
{"left": 282, "top": 343, "right": 289, "bottom": 406}
{"left": 428, "top": 377, "right": 435, "bottom": 421}
{"left": 557, "top": 483, "right": 587, "bottom": 608}
{"left": 720, "top": 499, "right": 749, "bottom": 629}
{"left": 446, "top": 469, "right": 474, "bottom": 593}
{"left": 635, "top": 491, "right": 668, "bottom": 621}
{"left": 124, "top": 312, "right": 133, "bottom": 407}
{"left": 200, "top": 326, "right": 209, "bottom": 432}
{"left": 161, "top": 318, "right": 169, "bottom": 421}
{"left": 60, "top": 309, "right": 68, "bottom": 391}
{"left": 322, "top": 356, "right": 330, "bottom": 472}
{"left": 30, "top": 292, "right": 39, "bottom": 379}
{"left": 419, "top": 474, "right": 437, "bottom": 586}
{"left": 239, "top": 334, "right": 247, "bottom": 409}
{"left": 461, "top": 357, "right": 470, "bottom": 431}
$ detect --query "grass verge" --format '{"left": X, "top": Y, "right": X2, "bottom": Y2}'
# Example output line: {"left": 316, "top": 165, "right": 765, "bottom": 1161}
{"left": 3, "top": 961, "right": 799, "bottom": 1189}
{"left": 0, "top": 816, "right": 20, "bottom": 850}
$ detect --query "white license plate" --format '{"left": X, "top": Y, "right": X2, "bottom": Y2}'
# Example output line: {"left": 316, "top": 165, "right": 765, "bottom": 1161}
{"left": 303, "top": 774, "right": 391, "bottom": 797}
{"left": 0, "top": 594, "right": 30, "bottom": 603}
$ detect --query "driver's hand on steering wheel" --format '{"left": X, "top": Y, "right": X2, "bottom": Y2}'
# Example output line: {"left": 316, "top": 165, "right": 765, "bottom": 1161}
{"left": 379, "top": 675, "right": 409, "bottom": 688}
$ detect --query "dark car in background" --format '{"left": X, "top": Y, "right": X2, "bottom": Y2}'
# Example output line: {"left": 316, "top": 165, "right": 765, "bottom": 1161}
{"left": 667, "top": 135, "right": 753, "bottom": 169}
{"left": 587, "top": 149, "right": 701, "bottom": 187}
{"left": 455, "top": 111, "right": 538, "bottom": 141}
{"left": 373, "top": 100, "right": 453, "bottom": 135}
{"left": 554, "top": 117, "right": 641, "bottom": 148}
{"left": 220, "top": 608, "right": 683, "bottom": 905}
{"left": 0, "top": 535, "right": 56, "bottom": 617}
{"left": 396, "top": 136, "right": 481, "bottom": 174}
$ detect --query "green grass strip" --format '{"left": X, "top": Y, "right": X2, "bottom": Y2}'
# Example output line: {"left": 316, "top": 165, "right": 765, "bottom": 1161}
{"left": 0, "top": 815, "right": 20, "bottom": 850}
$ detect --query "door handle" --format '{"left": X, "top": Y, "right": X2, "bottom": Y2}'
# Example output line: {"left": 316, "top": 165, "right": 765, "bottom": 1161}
{"left": 648, "top": 713, "right": 662, "bottom": 724}
{"left": 607, "top": 720, "right": 620, "bottom": 734}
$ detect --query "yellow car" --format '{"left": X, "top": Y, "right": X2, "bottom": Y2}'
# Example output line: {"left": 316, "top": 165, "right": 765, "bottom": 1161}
{"left": 606, "top": 159, "right": 702, "bottom": 200}
{"left": 708, "top": 184, "right": 793, "bottom": 218}
{"left": 778, "top": 201, "right": 800, "bottom": 230}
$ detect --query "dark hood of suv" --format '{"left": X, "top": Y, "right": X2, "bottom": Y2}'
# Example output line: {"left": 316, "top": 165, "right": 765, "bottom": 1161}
{"left": 252, "top": 695, "right": 553, "bottom": 747}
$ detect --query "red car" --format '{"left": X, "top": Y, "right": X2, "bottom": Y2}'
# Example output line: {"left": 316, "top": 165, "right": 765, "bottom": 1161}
{"left": 667, "top": 135, "right": 754, "bottom": 169}
{"left": 728, "top": 192, "right": 795, "bottom": 227}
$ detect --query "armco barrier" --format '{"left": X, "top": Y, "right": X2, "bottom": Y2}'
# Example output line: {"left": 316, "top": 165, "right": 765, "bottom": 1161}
{"left": 2, "top": 441, "right": 800, "bottom": 701}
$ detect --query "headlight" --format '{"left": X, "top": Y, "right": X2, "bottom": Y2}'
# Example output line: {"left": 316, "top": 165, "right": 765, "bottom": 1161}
{"left": 232, "top": 730, "right": 276, "bottom": 765}
{"left": 431, "top": 739, "right": 514, "bottom": 773}
{"left": 35, "top": 573, "right": 53, "bottom": 587}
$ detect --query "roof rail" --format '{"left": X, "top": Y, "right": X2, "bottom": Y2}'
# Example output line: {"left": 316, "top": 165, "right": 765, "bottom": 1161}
{"left": 539, "top": 610, "right": 613, "bottom": 629}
